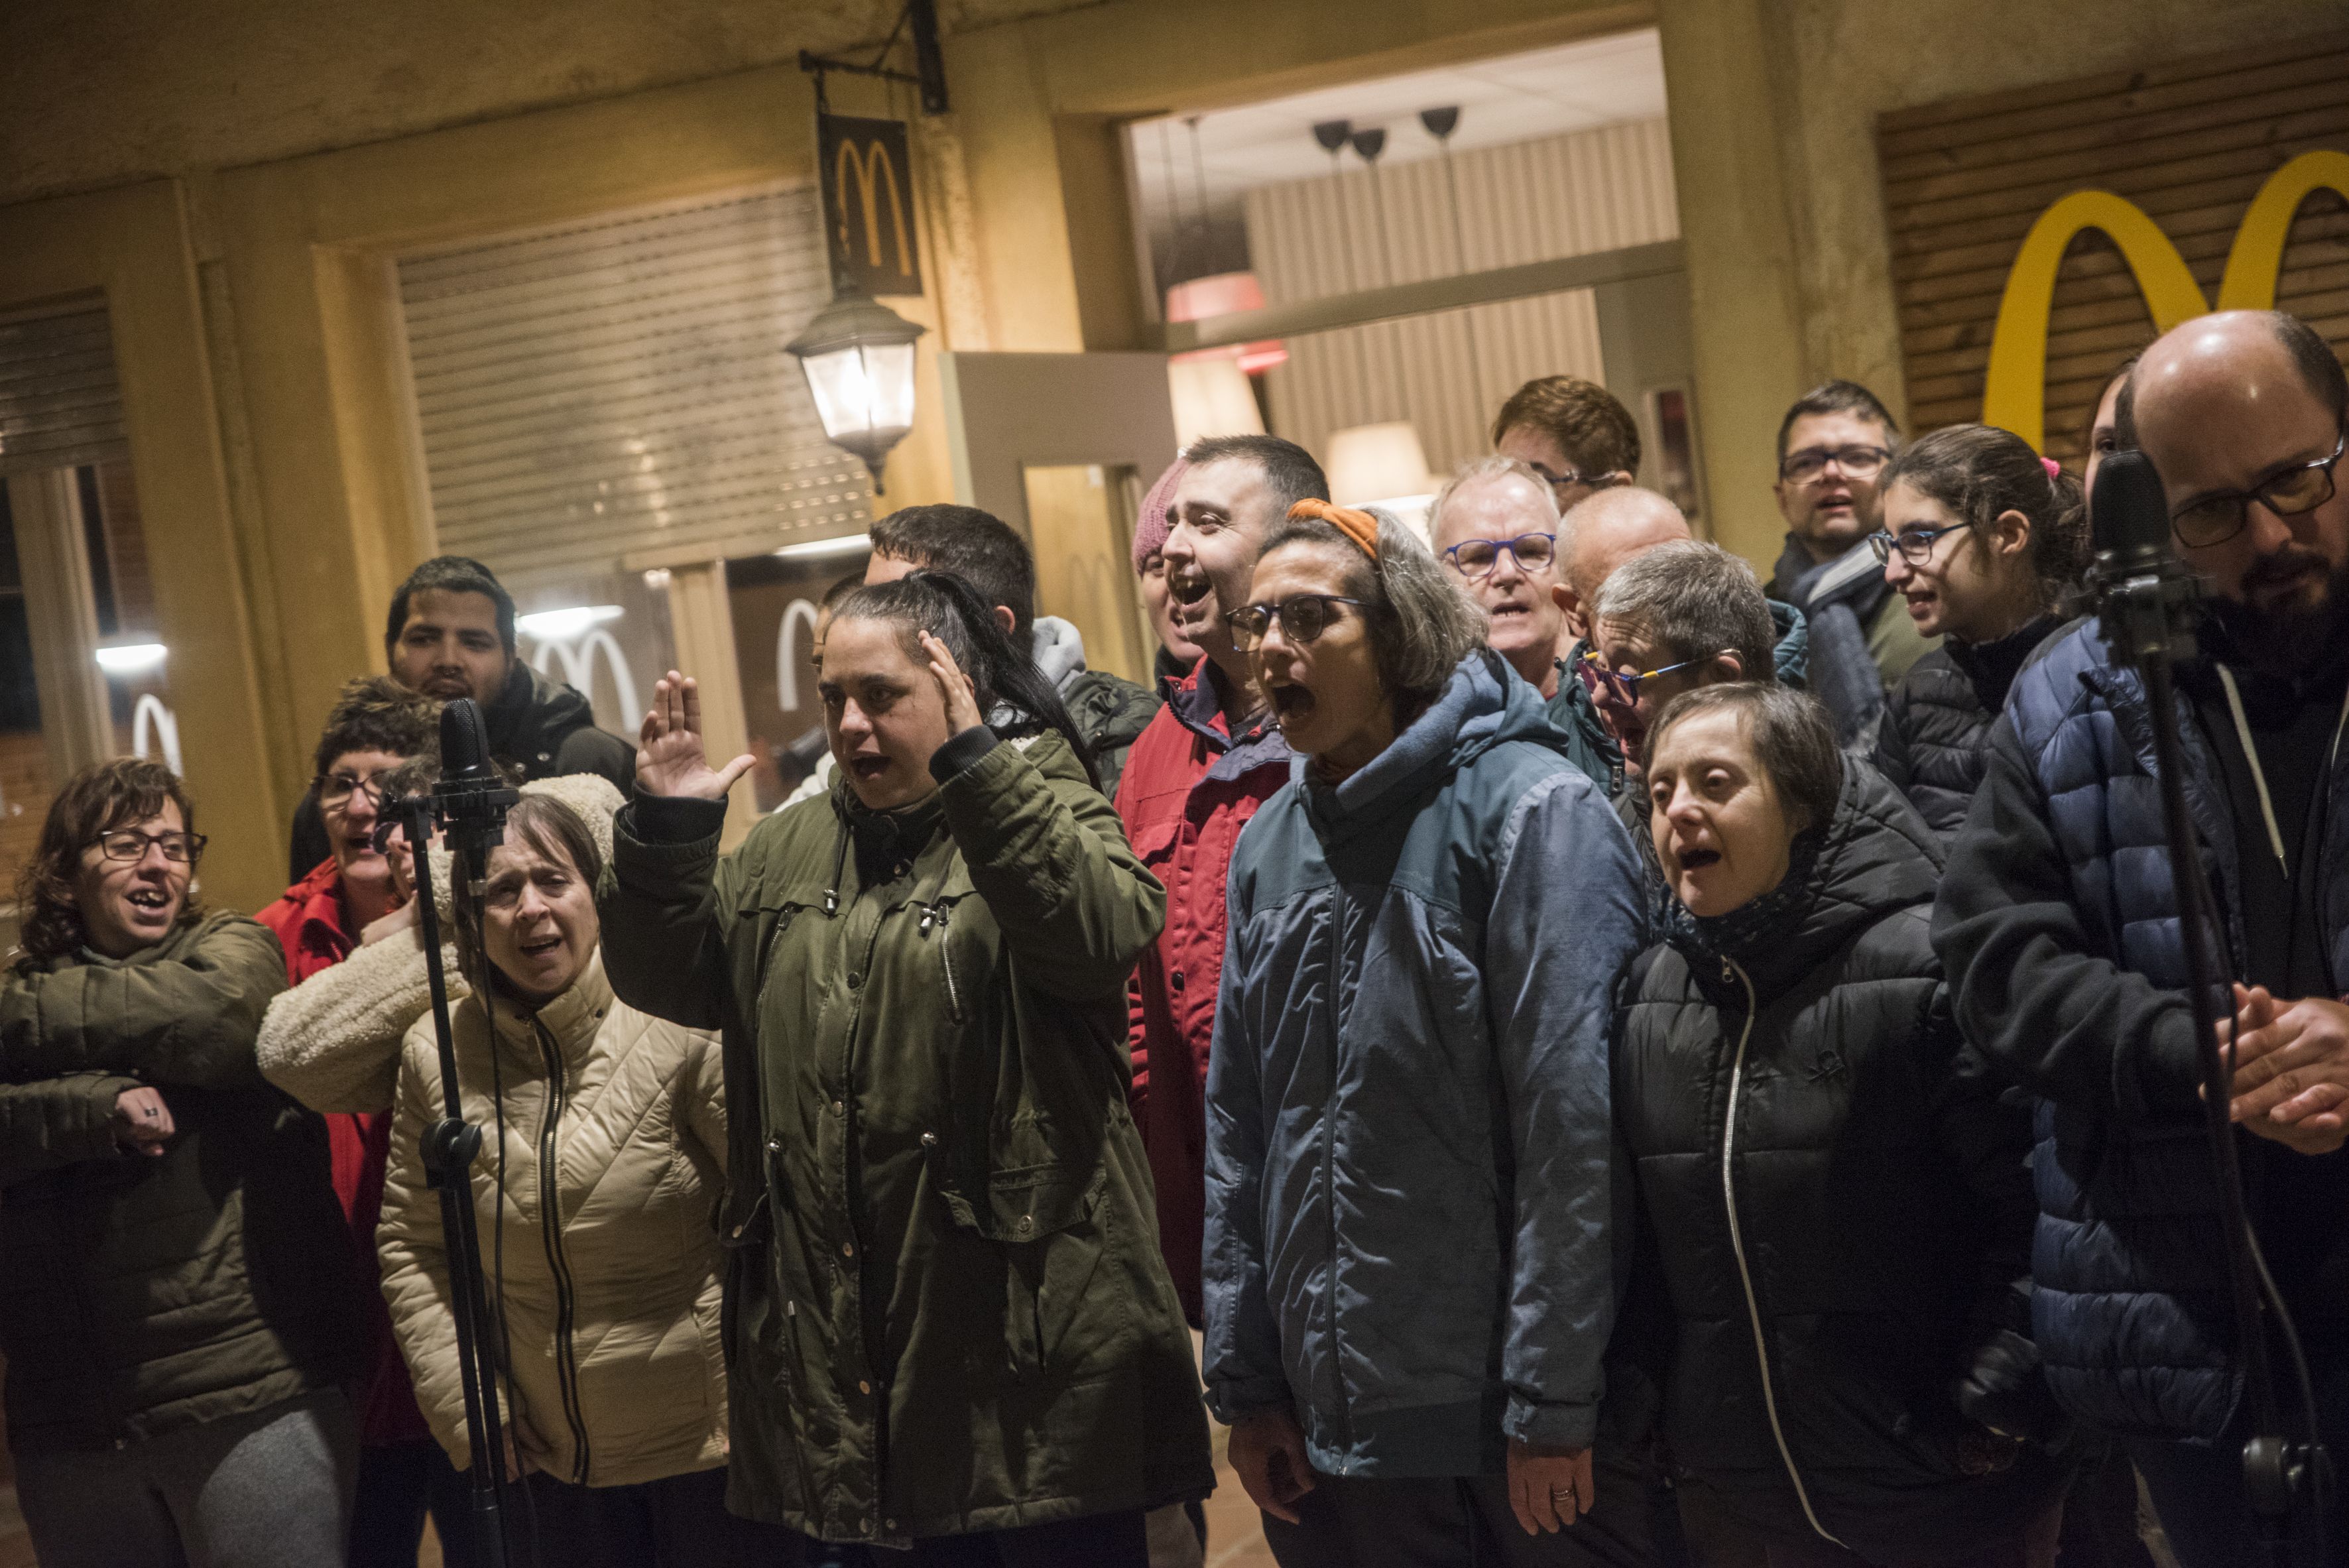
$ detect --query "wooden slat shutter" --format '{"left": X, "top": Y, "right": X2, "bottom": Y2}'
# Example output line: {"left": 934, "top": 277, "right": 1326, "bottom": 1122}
{"left": 1878, "top": 31, "right": 2349, "bottom": 465}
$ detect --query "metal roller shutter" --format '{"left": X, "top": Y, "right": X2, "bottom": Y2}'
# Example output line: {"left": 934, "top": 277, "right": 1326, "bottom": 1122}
{"left": 398, "top": 186, "right": 871, "bottom": 589}
{"left": 0, "top": 305, "right": 128, "bottom": 477}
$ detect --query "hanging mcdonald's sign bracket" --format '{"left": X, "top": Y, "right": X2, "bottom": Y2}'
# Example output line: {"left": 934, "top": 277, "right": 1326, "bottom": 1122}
{"left": 815, "top": 113, "right": 923, "bottom": 296}
{"left": 1984, "top": 149, "right": 2349, "bottom": 451}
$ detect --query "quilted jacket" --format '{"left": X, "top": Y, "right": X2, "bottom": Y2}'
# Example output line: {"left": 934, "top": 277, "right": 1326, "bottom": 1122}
{"left": 1933, "top": 620, "right": 2293, "bottom": 1437}
{"left": 1615, "top": 761, "right": 2061, "bottom": 1557}
{"left": 377, "top": 951, "right": 731, "bottom": 1487}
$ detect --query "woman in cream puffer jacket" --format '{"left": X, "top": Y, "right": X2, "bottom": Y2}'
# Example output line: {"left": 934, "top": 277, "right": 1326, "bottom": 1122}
{"left": 370, "top": 788, "right": 788, "bottom": 1563}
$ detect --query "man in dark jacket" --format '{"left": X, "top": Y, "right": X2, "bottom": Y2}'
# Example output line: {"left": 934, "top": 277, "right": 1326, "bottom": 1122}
{"left": 287, "top": 555, "right": 636, "bottom": 879}
{"left": 865, "top": 503, "right": 1162, "bottom": 799}
{"left": 1934, "top": 310, "right": 2349, "bottom": 1565}
{"left": 1766, "top": 381, "right": 1939, "bottom": 747}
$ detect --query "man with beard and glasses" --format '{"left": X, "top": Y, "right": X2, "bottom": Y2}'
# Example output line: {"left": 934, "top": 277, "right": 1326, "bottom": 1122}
{"left": 1935, "top": 310, "right": 2349, "bottom": 1567}
{"left": 1116, "top": 434, "right": 1328, "bottom": 1335}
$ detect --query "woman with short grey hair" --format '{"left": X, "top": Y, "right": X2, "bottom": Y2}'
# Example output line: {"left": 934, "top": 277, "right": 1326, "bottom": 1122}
{"left": 1205, "top": 499, "right": 1656, "bottom": 1562}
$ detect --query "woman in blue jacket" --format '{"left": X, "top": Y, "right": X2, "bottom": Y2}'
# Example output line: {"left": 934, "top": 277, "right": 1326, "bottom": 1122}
{"left": 1202, "top": 499, "right": 1651, "bottom": 1566}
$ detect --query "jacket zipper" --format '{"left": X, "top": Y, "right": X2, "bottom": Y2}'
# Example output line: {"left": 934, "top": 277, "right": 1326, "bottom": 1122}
{"left": 1718, "top": 957, "right": 1846, "bottom": 1549}
{"left": 1322, "top": 888, "right": 1350, "bottom": 1460}
{"left": 923, "top": 902, "right": 963, "bottom": 1023}
{"left": 531, "top": 1018, "right": 592, "bottom": 1484}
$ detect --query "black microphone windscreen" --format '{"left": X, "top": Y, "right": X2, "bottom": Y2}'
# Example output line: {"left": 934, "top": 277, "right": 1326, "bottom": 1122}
{"left": 2090, "top": 450, "right": 2173, "bottom": 562}
{"left": 439, "top": 699, "right": 493, "bottom": 782}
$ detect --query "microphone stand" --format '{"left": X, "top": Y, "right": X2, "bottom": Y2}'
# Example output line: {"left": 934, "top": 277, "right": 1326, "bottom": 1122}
{"left": 387, "top": 697, "right": 521, "bottom": 1568}
{"left": 2096, "top": 538, "right": 2330, "bottom": 1557}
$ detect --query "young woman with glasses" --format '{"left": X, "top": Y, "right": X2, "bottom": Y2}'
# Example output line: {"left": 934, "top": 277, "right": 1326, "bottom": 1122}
{"left": 1, "top": 758, "right": 362, "bottom": 1568}
{"left": 1205, "top": 500, "right": 1656, "bottom": 1564}
{"left": 1868, "top": 424, "right": 2089, "bottom": 841}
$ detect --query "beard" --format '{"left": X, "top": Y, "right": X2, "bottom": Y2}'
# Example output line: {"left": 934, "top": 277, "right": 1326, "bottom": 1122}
{"left": 2202, "top": 547, "right": 2349, "bottom": 680}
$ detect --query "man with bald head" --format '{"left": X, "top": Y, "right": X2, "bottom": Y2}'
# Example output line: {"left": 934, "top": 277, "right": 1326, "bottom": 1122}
{"left": 1936, "top": 310, "right": 2349, "bottom": 1563}
{"left": 1552, "top": 486, "right": 1695, "bottom": 644}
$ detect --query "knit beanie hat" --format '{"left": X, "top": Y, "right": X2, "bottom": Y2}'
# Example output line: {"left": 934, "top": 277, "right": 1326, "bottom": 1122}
{"left": 1131, "top": 455, "right": 1189, "bottom": 575}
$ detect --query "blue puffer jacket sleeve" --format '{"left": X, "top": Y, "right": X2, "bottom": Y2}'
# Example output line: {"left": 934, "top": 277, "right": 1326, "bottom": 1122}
{"left": 1201, "top": 856, "right": 1290, "bottom": 1424}
{"left": 1490, "top": 774, "right": 1646, "bottom": 1447}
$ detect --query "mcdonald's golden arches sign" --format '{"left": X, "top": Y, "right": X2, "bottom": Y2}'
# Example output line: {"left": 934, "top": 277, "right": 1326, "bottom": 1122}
{"left": 1881, "top": 34, "right": 2349, "bottom": 465}
{"left": 817, "top": 113, "right": 922, "bottom": 296}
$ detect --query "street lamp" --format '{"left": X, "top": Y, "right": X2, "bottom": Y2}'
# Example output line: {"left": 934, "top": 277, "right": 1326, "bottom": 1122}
{"left": 787, "top": 283, "right": 927, "bottom": 492}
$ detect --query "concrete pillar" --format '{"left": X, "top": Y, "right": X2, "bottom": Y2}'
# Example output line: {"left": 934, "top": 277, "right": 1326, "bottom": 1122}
{"left": 1656, "top": 0, "right": 1809, "bottom": 572}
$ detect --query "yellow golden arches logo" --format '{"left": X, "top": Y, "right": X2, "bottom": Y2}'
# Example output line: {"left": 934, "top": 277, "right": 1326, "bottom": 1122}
{"left": 1983, "top": 149, "right": 2349, "bottom": 450}
{"left": 835, "top": 137, "right": 915, "bottom": 279}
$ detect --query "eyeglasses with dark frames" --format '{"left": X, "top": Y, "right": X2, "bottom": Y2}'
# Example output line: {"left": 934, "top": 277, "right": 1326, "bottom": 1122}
{"left": 90, "top": 829, "right": 207, "bottom": 864}
{"left": 1575, "top": 647, "right": 1721, "bottom": 705}
{"left": 1523, "top": 460, "right": 1621, "bottom": 495}
{"left": 1780, "top": 445, "right": 1894, "bottom": 485}
{"left": 318, "top": 770, "right": 401, "bottom": 811}
{"left": 1441, "top": 532, "right": 1558, "bottom": 581}
{"left": 1866, "top": 521, "right": 1972, "bottom": 565}
{"left": 1225, "top": 595, "right": 1370, "bottom": 651}
{"left": 2169, "top": 428, "right": 2346, "bottom": 549}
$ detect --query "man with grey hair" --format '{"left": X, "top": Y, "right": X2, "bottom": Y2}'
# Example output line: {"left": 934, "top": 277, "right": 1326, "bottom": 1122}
{"left": 1431, "top": 457, "right": 1573, "bottom": 701}
{"left": 1585, "top": 540, "right": 1781, "bottom": 786}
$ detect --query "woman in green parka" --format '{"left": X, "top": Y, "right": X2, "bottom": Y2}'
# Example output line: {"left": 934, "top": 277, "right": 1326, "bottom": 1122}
{"left": 598, "top": 569, "right": 1212, "bottom": 1564}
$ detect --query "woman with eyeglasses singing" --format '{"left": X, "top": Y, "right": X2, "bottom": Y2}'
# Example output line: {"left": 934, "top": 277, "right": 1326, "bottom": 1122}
{"left": 1203, "top": 501, "right": 1653, "bottom": 1564}
{"left": 0, "top": 758, "right": 365, "bottom": 1568}
{"left": 253, "top": 675, "right": 474, "bottom": 1568}
{"left": 1868, "top": 425, "right": 2088, "bottom": 842}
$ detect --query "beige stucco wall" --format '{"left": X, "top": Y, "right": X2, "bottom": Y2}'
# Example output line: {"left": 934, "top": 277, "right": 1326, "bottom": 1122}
{"left": 1660, "top": 0, "right": 2344, "bottom": 565}
{"left": 3, "top": 0, "right": 2338, "bottom": 904}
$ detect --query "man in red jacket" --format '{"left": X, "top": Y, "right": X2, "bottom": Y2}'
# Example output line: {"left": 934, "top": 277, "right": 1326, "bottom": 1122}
{"left": 255, "top": 676, "right": 458, "bottom": 1568}
{"left": 1116, "top": 434, "right": 1328, "bottom": 1324}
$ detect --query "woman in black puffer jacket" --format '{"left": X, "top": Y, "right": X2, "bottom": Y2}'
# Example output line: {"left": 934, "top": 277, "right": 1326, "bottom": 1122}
{"left": 1613, "top": 684, "right": 2069, "bottom": 1565}
{"left": 1869, "top": 424, "right": 2089, "bottom": 842}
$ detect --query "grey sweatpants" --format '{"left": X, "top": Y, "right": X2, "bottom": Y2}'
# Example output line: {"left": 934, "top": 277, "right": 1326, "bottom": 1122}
{"left": 15, "top": 1388, "right": 360, "bottom": 1568}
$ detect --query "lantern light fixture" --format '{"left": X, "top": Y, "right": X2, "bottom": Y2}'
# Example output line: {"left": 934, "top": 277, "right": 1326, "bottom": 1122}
{"left": 786, "top": 283, "right": 928, "bottom": 493}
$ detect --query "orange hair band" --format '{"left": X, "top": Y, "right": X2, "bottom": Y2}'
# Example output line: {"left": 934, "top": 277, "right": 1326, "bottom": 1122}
{"left": 1287, "top": 498, "right": 1380, "bottom": 560}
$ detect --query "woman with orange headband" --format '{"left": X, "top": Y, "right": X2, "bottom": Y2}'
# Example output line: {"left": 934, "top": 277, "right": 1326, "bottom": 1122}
{"left": 1202, "top": 501, "right": 1656, "bottom": 1564}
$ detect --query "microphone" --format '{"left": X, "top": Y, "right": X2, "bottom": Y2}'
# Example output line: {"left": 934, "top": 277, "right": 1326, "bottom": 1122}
{"left": 431, "top": 698, "right": 520, "bottom": 881}
{"left": 2090, "top": 450, "right": 2200, "bottom": 670}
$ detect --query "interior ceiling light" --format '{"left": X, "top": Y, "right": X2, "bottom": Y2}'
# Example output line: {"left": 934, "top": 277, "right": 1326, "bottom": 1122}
{"left": 93, "top": 642, "right": 168, "bottom": 674}
{"left": 516, "top": 605, "right": 623, "bottom": 641}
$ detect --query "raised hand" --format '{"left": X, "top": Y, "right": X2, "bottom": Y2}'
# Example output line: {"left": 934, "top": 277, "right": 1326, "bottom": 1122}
{"left": 112, "top": 1085, "right": 174, "bottom": 1155}
{"left": 920, "top": 633, "right": 985, "bottom": 736}
{"left": 636, "top": 671, "right": 756, "bottom": 801}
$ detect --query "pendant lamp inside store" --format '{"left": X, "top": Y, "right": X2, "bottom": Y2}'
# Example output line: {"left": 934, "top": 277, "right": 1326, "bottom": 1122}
{"left": 788, "top": 284, "right": 927, "bottom": 491}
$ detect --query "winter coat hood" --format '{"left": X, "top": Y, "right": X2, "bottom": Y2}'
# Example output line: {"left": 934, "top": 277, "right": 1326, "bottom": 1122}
{"left": 1301, "top": 648, "right": 1561, "bottom": 839}
{"left": 1664, "top": 760, "right": 1943, "bottom": 1004}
